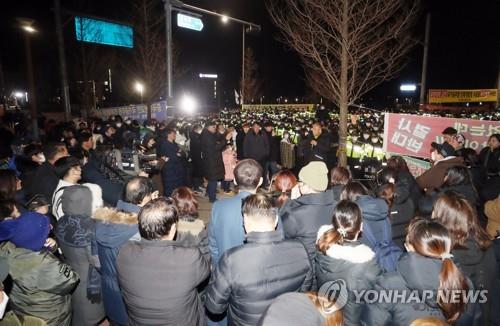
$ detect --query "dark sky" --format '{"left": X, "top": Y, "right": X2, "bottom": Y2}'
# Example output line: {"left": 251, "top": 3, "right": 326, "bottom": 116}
{"left": 0, "top": 0, "right": 498, "bottom": 110}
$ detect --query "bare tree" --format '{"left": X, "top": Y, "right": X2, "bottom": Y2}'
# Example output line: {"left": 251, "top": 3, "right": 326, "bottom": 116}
{"left": 267, "top": 0, "right": 420, "bottom": 166}
{"left": 130, "top": 0, "right": 166, "bottom": 120}
{"left": 241, "top": 47, "right": 263, "bottom": 104}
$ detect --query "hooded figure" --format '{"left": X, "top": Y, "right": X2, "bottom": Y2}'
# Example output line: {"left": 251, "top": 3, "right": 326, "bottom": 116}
{"left": 0, "top": 212, "right": 79, "bottom": 326}
{"left": 56, "top": 185, "right": 105, "bottom": 326}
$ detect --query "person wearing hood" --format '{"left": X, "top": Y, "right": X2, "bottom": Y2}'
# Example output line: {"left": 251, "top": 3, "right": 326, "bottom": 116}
{"left": 257, "top": 292, "right": 343, "bottom": 326}
{"left": 95, "top": 177, "right": 157, "bottom": 326}
{"left": 416, "top": 142, "right": 465, "bottom": 194}
{"left": 362, "top": 218, "right": 480, "bottom": 326}
{"left": 280, "top": 161, "right": 337, "bottom": 289}
{"left": 432, "top": 192, "right": 498, "bottom": 325}
{"left": 376, "top": 167, "right": 415, "bottom": 248}
{"left": 386, "top": 156, "right": 423, "bottom": 207}
{"left": 55, "top": 185, "right": 106, "bottom": 326}
{"left": 0, "top": 212, "right": 79, "bottom": 325}
{"left": 418, "top": 166, "right": 478, "bottom": 216}
{"left": 315, "top": 200, "right": 381, "bottom": 325}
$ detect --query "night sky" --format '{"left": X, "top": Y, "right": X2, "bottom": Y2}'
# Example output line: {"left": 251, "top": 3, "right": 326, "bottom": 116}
{"left": 0, "top": 0, "right": 498, "bottom": 110}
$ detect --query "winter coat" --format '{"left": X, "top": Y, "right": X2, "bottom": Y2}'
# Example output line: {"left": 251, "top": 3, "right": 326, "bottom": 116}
{"left": 264, "top": 130, "right": 281, "bottom": 163}
{"left": 355, "top": 195, "right": 391, "bottom": 247}
{"left": 452, "top": 238, "right": 498, "bottom": 325}
{"left": 331, "top": 184, "right": 343, "bottom": 202}
{"left": 385, "top": 183, "right": 416, "bottom": 248}
{"left": 222, "top": 148, "right": 237, "bottom": 181}
{"left": 485, "top": 196, "right": 500, "bottom": 238}
{"left": 208, "top": 191, "right": 251, "bottom": 265}
{"left": 236, "top": 130, "right": 247, "bottom": 160}
{"left": 315, "top": 234, "right": 381, "bottom": 326}
{"left": 0, "top": 241, "right": 79, "bottom": 326}
{"left": 418, "top": 184, "right": 478, "bottom": 216}
{"left": 416, "top": 156, "right": 465, "bottom": 193}
{"left": 303, "top": 132, "right": 330, "bottom": 163}
{"left": 160, "top": 140, "right": 185, "bottom": 183}
{"left": 201, "top": 129, "right": 227, "bottom": 181}
{"left": 479, "top": 147, "right": 500, "bottom": 178}
{"left": 55, "top": 186, "right": 105, "bottom": 326}
{"left": 361, "top": 252, "right": 481, "bottom": 326}
{"left": 280, "top": 190, "right": 337, "bottom": 267}
{"left": 243, "top": 131, "right": 269, "bottom": 162}
{"left": 176, "top": 218, "right": 210, "bottom": 263}
{"left": 117, "top": 238, "right": 210, "bottom": 326}
{"left": 257, "top": 292, "right": 326, "bottom": 326}
{"left": 81, "top": 156, "right": 123, "bottom": 206}
{"left": 94, "top": 207, "right": 139, "bottom": 326}
{"left": 205, "top": 230, "right": 313, "bottom": 326}
{"left": 26, "top": 162, "right": 59, "bottom": 200}
{"left": 396, "top": 170, "right": 422, "bottom": 210}
{"left": 190, "top": 131, "right": 203, "bottom": 178}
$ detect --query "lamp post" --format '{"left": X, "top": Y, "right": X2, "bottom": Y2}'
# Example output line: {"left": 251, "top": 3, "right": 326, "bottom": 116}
{"left": 135, "top": 82, "right": 144, "bottom": 104}
{"left": 19, "top": 19, "right": 38, "bottom": 140}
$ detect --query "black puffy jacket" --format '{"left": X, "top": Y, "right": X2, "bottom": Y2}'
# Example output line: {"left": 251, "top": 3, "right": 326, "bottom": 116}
{"left": 316, "top": 239, "right": 381, "bottom": 326}
{"left": 205, "top": 230, "right": 313, "bottom": 326}
{"left": 280, "top": 190, "right": 337, "bottom": 269}
{"left": 361, "top": 253, "right": 482, "bottom": 326}
{"left": 386, "top": 183, "right": 415, "bottom": 249}
{"left": 356, "top": 195, "right": 391, "bottom": 247}
{"left": 418, "top": 184, "right": 478, "bottom": 216}
{"left": 201, "top": 129, "right": 227, "bottom": 181}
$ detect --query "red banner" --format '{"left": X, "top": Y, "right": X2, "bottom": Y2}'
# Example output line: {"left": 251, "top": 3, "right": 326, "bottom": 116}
{"left": 383, "top": 113, "right": 500, "bottom": 159}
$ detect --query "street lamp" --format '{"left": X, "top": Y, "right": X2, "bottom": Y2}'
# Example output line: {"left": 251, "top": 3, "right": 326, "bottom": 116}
{"left": 134, "top": 82, "right": 144, "bottom": 103}
{"left": 18, "top": 18, "right": 39, "bottom": 140}
{"left": 221, "top": 15, "right": 229, "bottom": 24}
{"left": 179, "top": 94, "right": 197, "bottom": 114}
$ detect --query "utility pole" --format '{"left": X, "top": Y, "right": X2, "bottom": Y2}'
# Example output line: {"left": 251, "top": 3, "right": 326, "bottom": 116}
{"left": 164, "top": 0, "right": 173, "bottom": 118}
{"left": 419, "top": 13, "right": 431, "bottom": 107}
{"left": 54, "top": 0, "right": 72, "bottom": 121}
{"left": 163, "top": 0, "right": 260, "bottom": 113}
{"left": 241, "top": 26, "right": 245, "bottom": 105}
{"left": 24, "top": 32, "right": 38, "bottom": 140}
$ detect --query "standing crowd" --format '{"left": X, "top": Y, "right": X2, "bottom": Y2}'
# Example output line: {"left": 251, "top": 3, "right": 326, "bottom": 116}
{"left": 0, "top": 107, "right": 498, "bottom": 326}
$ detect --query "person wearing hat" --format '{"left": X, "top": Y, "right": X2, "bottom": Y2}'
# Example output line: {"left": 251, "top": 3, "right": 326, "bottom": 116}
{"left": 416, "top": 142, "right": 465, "bottom": 194}
{"left": 279, "top": 161, "right": 337, "bottom": 289}
{"left": 0, "top": 212, "right": 79, "bottom": 325}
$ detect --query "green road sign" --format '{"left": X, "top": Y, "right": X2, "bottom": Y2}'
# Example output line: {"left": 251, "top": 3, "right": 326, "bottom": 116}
{"left": 177, "top": 13, "right": 203, "bottom": 31}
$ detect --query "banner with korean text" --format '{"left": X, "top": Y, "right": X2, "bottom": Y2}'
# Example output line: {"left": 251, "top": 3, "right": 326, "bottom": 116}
{"left": 428, "top": 89, "right": 497, "bottom": 104}
{"left": 383, "top": 113, "right": 500, "bottom": 159}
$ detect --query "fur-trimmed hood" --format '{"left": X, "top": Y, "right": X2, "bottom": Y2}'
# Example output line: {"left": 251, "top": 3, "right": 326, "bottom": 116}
{"left": 316, "top": 224, "right": 375, "bottom": 264}
{"left": 93, "top": 207, "right": 138, "bottom": 225}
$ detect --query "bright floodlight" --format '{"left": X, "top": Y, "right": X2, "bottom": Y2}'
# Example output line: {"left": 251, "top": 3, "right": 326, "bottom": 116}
{"left": 400, "top": 84, "right": 417, "bottom": 92}
{"left": 199, "top": 73, "right": 218, "bottom": 79}
{"left": 134, "top": 82, "right": 144, "bottom": 93}
{"left": 22, "top": 25, "right": 36, "bottom": 33}
{"left": 221, "top": 15, "right": 229, "bottom": 24}
{"left": 14, "top": 92, "right": 24, "bottom": 98}
{"left": 180, "top": 95, "right": 197, "bottom": 114}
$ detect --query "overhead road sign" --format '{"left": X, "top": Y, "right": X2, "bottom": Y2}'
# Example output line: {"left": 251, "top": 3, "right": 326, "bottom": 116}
{"left": 75, "top": 16, "right": 133, "bottom": 48}
{"left": 177, "top": 13, "right": 204, "bottom": 31}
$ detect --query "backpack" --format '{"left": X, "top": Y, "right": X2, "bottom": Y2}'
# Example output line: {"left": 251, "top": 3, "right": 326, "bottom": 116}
{"left": 362, "top": 218, "right": 403, "bottom": 273}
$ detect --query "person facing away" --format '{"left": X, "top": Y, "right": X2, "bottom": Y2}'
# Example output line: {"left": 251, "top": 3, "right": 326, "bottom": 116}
{"left": 208, "top": 159, "right": 263, "bottom": 266}
{"left": 94, "top": 176, "right": 158, "bottom": 326}
{"left": 362, "top": 218, "right": 480, "bottom": 326}
{"left": 117, "top": 197, "right": 210, "bottom": 326}
{"left": 205, "top": 194, "right": 313, "bottom": 326}
{"left": 432, "top": 192, "right": 498, "bottom": 325}
{"left": 279, "top": 160, "right": 337, "bottom": 282}
{"left": 159, "top": 127, "right": 186, "bottom": 197}
{"left": 315, "top": 200, "right": 381, "bottom": 326}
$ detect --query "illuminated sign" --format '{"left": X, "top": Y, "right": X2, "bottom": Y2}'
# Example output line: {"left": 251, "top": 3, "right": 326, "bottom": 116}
{"left": 75, "top": 17, "right": 133, "bottom": 48}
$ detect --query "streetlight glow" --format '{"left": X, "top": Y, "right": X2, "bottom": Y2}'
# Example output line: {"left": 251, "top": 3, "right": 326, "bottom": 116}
{"left": 199, "top": 73, "right": 218, "bottom": 79}
{"left": 14, "top": 92, "right": 24, "bottom": 98}
{"left": 400, "top": 84, "right": 417, "bottom": 92}
{"left": 22, "top": 25, "right": 36, "bottom": 33}
{"left": 134, "top": 82, "right": 144, "bottom": 94}
{"left": 179, "top": 95, "right": 197, "bottom": 114}
{"left": 221, "top": 15, "right": 229, "bottom": 24}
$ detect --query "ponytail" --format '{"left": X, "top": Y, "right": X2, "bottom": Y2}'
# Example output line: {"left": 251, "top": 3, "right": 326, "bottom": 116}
{"left": 437, "top": 258, "right": 469, "bottom": 323}
{"left": 317, "top": 229, "right": 344, "bottom": 254}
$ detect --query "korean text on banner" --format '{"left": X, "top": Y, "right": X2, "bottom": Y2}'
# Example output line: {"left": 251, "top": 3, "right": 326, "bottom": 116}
{"left": 428, "top": 89, "right": 497, "bottom": 104}
{"left": 383, "top": 113, "right": 500, "bottom": 159}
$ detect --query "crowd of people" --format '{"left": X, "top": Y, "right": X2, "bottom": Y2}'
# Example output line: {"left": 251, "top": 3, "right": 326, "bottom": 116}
{"left": 0, "top": 105, "right": 498, "bottom": 326}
